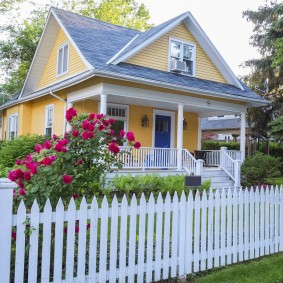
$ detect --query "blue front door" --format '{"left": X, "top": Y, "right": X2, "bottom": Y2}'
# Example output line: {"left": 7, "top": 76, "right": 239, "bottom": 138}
{"left": 155, "top": 115, "right": 171, "bottom": 148}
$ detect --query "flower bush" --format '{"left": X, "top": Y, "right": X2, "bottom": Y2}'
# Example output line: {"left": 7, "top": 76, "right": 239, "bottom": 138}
{"left": 8, "top": 108, "right": 140, "bottom": 208}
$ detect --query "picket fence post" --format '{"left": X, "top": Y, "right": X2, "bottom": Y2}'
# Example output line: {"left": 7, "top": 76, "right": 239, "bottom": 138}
{"left": 0, "top": 178, "right": 17, "bottom": 283}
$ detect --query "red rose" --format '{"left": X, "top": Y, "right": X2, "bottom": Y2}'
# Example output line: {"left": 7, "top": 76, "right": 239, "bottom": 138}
{"left": 61, "top": 146, "right": 67, "bottom": 153}
{"left": 8, "top": 171, "right": 16, "bottom": 182}
{"left": 30, "top": 164, "right": 37, "bottom": 175}
{"left": 23, "top": 171, "right": 31, "bottom": 180}
{"left": 42, "top": 157, "right": 52, "bottom": 166}
{"left": 18, "top": 189, "right": 26, "bottom": 195}
{"left": 73, "top": 193, "right": 79, "bottom": 199}
{"left": 119, "top": 130, "right": 125, "bottom": 138}
{"left": 108, "top": 142, "right": 120, "bottom": 154}
{"left": 88, "top": 123, "right": 94, "bottom": 131}
{"left": 35, "top": 144, "right": 41, "bottom": 154}
{"left": 43, "top": 140, "right": 52, "bottom": 149}
{"left": 52, "top": 134, "right": 57, "bottom": 140}
{"left": 11, "top": 230, "right": 16, "bottom": 240}
{"left": 65, "top": 108, "right": 77, "bottom": 122}
{"left": 109, "top": 129, "right": 115, "bottom": 136}
{"left": 108, "top": 118, "right": 115, "bottom": 124}
{"left": 72, "top": 130, "right": 79, "bottom": 137}
{"left": 88, "top": 131, "right": 94, "bottom": 138}
{"left": 82, "top": 131, "right": 89, "bottom": 140}
{"left": 88, "top": 113, "right": 95, "bottom": 120}
{"left": 75, "top": 225, "right": 79, "bottom": 234}
{"left": 134, "top": 141, "right": 141, "bottom": 149}
{"left": 62, "top": 174, "right": 73, "bottom": 184}
{"left": 82, "top": 120, "right": 90, "bottom": 130}
{"left": 126, "top": 131, "right": 135, "bottom": 142}
{"left": 16, "top": 159, "right": 21, "bottom": 165}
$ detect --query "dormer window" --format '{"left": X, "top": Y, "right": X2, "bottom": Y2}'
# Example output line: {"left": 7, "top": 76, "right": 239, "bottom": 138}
{"left": 57, "top": 42, "right": 69, "bottom": 76}
{"left": 169, "top": 39, "right": 196, "bottom": 76}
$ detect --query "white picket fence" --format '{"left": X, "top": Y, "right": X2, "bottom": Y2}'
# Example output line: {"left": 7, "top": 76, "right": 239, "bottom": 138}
{"left": 1, "top": 179, "right": 283, "bottom": 283}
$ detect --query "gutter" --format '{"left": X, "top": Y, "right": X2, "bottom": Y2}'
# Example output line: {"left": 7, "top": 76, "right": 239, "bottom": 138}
{"left": 0, "top": 68, "right": 269, "bottom": 110}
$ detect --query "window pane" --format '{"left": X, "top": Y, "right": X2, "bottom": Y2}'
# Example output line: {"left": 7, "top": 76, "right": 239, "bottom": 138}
{"left": 184, "top": 59, "right": 193, "bottom": 75}
{"left": 47, "top": 108, "right": 53, "bottom": 127}
{"left": 45, "top": 127, "right": 52, "bottom": 137}
{"left": 171, "top": 41, "right": 181, "bottom": 58}
{"left": 63, "top": 45, "right": 68, "bottom": 73}
{"left": 111, "top": 120, "right": 125, "bottom": 145}
{"left": 183, "top": 44, "right": 193, "bottom": 60}
{"left": 58, "top": 49, "right": 63, "bottom": 74}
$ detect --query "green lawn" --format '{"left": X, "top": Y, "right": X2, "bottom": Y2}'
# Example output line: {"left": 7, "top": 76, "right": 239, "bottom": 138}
{"left": 269, "top": 176, "right": 283, "bottom": 186}
{"left": 187, "top": 252, "right": 283, "bottom": 283}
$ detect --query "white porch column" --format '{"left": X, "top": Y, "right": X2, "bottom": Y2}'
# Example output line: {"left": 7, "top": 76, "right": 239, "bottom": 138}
{"left": 240, "top": 112, "right": 246, "bottom": 162}
{"left": 198, "top": 116, "right": 202, "bottom": 150}
{"left": 66, "top": 102, "right": 73, "bottom": 132}
{"left": 100, "top": 93, "right": 107, "bottom": 115}
{"left": 177, "top": 103, "right": 184, "bottom": 171}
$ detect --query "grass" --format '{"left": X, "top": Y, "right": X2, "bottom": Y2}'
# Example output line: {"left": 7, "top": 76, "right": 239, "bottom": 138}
{"left": 186, "top": 252, "right": 283, "bottom": 283}
{"left": 269, "top": 176, "right": 283, "bottom": 186}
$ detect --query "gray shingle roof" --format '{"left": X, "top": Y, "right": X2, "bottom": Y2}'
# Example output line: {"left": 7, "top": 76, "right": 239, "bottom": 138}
{"left": 201, "top": 117, "right": 248, "bottom": 130}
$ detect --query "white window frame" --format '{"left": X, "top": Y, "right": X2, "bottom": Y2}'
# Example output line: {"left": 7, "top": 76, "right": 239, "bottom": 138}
{"left": 8, "top": 113, "right": 18, "bottom": 140}
{"left": 168, "top": 37, "right": 196, "bottom": 76}
{"left": 57, "top": 42, "right": 69, "bottom": 76}
{"left": 45, "top": 104, "right": 54, "bottom": 136}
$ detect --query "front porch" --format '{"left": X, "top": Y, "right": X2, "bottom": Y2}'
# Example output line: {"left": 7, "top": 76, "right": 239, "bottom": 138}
{"left": 111, "top": 146, "right": 242, "bottom": 188}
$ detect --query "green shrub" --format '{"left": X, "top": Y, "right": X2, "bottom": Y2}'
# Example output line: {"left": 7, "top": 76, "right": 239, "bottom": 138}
{"left": 0, "top": 135, "right": 48, "bottom": 168}
{"left": 241, "top": 152, "right": 282, "bottom": 187}
{"left": 201, "top": 140, "right": 240, "bottom": 150}
{"left": 106, "top": 174, "right": 211, "bottom": 197}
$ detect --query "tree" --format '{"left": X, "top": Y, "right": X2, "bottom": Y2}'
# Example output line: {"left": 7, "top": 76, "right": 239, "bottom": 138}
{"left": 0, "top": 0, "right": 153, "bottom": 104}
{"left": 268, "top": 115, "right": 283, "bottom": 143}
{"left": 242, "top": 1, "right": 283, "bottom": 137}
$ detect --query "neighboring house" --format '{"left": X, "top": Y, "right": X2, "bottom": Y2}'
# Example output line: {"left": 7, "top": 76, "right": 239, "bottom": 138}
{"left": 0, "top": 8, "right": 268, "bottom": 187}
{"left": 201, "top": 115, "right": 249, "bottom": 142}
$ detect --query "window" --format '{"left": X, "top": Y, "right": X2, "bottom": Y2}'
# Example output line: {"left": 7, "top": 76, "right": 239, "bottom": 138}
{"left": 169, "top": 39, "right": 195, "bottom": 76}
{"left": 107, "top": 104, "right": 128, "bottom": 145}
{"left": 45, "top": 105, "right": 54, "bottom": 137}
{"left": 57, "top": 43, "right": 69, "bottom": 76}
{"left": 8, "top": 113, "right": 18, "bottom": 140}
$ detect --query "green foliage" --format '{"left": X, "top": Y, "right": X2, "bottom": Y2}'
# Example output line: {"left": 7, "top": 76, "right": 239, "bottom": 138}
{"left": 107, "top": 174, "right": 211, "bottom": 198}
{"left": 0, "top": 134, "right": 47, "bottom": 168}
{"left": 241, "top": 152, "right": 282, "bottom": 187}
{"left": 201, "top": 141, "right": 240, "bottom": 150}
{"left": 268, "top": 115, "right": 283, "bottom": 142}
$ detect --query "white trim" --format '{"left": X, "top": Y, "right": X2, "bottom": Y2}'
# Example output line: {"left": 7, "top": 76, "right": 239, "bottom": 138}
{"left": 51, "top": 9, "right": 93, "bottom": 70}
{"left": 152, "top": 109, "right": 175, "bottom": 148}
{"left": 56, "top": 42, "right": 69, "bottom": 77}
{"left": 8, "top": 113, "right": 18, "bottom": 140}
{"left": 107, "top": 34, "right": 140, "bottom": 64}
{"left": 111, "top": 12, "right": 190, "bottom": 65}
{"left": 44, "top": 104, "right": 54, "bottom": 136}
{"left": 168, "top": 37, "right": 196, "bottom": 76}
{"left": 67, "top": 83, "right": 103, "bottom": 103}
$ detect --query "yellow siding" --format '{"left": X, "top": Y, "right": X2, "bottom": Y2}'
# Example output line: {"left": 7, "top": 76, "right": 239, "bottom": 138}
{"left": 127, "top": 22, "right": 226, "bottom": 83}
{"left": 183, "top": 112, "right": 198, "bottom": 152}
{"left": 38, "top": 28, "right": 87, "bottom": 89}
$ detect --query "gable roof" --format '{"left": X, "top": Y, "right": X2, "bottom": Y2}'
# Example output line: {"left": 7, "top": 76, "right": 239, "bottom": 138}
{"left": 3, "top": 7, "right": 268, "bottom": 110}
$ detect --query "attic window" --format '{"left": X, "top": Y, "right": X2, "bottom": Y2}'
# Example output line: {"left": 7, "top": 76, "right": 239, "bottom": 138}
{"left": 169, "top": 39, "right": 196, "bottom": 76}
{"left": 57, "top": 42, "right": 69, "bottom": 76}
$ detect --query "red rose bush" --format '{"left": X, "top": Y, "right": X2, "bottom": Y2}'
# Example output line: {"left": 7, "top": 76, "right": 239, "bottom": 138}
{"left": 9, "top": 108, "right": 141, "bottom": 207}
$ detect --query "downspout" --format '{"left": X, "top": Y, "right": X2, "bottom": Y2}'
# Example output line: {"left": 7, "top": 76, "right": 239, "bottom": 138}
{"left": 49, "top": 90, "right": 67, "bottom": 135}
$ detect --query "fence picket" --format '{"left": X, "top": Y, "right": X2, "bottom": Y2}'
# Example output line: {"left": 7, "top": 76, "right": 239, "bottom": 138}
{"left": 260, "top": 188, "right": 265, "bottom": 256}
{"left": 28, "top": 200, "right": 40, "bottom": 283}
{"left": 275, "top": 186, "right": 279, "bottom": 253}
{"left": 14, "top": 201, "right": 27, "bottom": 283}
{"left": 220, "top": 189, "right": 226, "bottom": 266}
{"left": 128, "top": 195, "right": 138, "bottom": 283}
{"left": 119, "top": 195, "right": 128, "bottom": 283}
{"left": 280, "top": 186, "right": 283, "bottom": 252}
{"left": 109, "top": 196, "right": 119, "bottom": 283}
{"left": 171, "top": 192, "right": 179, "bottom": 277}
{"left": 185, "top": 191, "right": 193, "bottom": 274}
{"left": 178, "top": 192, "right": 186, "bottom": 277}
{"left": 238, "top": 189, "right": 244, "bottom": 262}
{"left": 162, "top": 193, "right": 171, "bottom": 279}
{"left": 137, "top": 194, "right": 146, "bottom": 283}
{"left": 146, "top": 194, "right": 155, "bottom": 282}
{"left": 265, "top": 188, "right": 270, "bottom": 255}
{"left": 77, "top": 197, "right": 88, "bottom": 282}
{"left": 193, "top": 191, "right": 201, "bottom": 272}
{"left": 41, "top": 199, "right": 52, "bottom": 283}
{"left": 154, "top": 193, "right": 163, "bottom": 281}
{"left": 65, "top": 198, "right": 76, "bottom": 282}
{"left": 214, "top": 190, "right": 220, "bottom": 268}
{"left": 244, "top": 189, "right": 249, "bottom": 260}
{"left": 232, "top": 188, "right": 238, "bottom": 264}
{"left": 88, "top": 196, "right": 98, "bottom": 283}
{"left": 200, "top": 191, "right": 207, "bottom": 271}
{"left": 254, "top": 187, "right": 260, "bottom": 258}
{"left": 99, "top": 197, "right": 109, "bottom": 282}
{"left": 227, "top": 189, "right": 232, "bottom": 265}
{"left": 53, "top": 199, "right": 64, "bottom": 282}
{"left": 207, "top": 190, "right": 214, "bottom": 269}
{"left": 249, "top": 189, "right": 255, "bottom": 259}
{"left": 270, "top": 186, "right": 275, "bottom": 254}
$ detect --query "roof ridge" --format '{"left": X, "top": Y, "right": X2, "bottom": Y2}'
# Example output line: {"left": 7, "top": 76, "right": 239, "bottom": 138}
{"left": 51, "top": 6, "right": 141, "bottom": 32}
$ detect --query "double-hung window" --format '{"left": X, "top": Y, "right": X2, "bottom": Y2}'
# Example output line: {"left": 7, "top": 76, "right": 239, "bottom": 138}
{"left": 8, "top": 113, "right": 18, "bottom": 140}
{"left": 57, "top": 42, "right": 69, "bottom": 76}
{"left": 45, "top": 105, "right": 54, "bottom": 137}
{"left": 170, "top": 39, "right": 196, "bottom": 76}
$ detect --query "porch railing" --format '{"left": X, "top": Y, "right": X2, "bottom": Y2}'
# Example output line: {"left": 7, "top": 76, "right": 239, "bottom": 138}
{"left": 182, "top": 149, "right": 197, "bottom": 175}
{"left": 119, "top": 147, "right": 178, "bottom": 169}
{"left": 205, "top": 150, "right": 241, "bottom": 167}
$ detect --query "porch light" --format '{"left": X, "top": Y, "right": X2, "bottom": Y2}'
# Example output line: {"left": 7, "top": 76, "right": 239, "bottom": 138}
{"left": 141, "top": 115, "right": 149, "bottom": 127}
{"left": 183, "top": 119, "right": 188, "bottom": 130}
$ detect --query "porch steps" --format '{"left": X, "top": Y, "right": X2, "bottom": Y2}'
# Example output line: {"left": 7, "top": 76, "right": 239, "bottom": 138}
{"left": 202, "top": 168, "right": 234, "bottom": 189}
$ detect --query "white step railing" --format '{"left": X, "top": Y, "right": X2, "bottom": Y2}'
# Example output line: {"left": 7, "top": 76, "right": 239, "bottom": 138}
{"left": 220, "top": 147, "right": 241, "bottom": 186}
{"left": 205, "top": 150, "right": 241, "bottom": 166}
{"left": 119, "top": 147, "right": 178, "bottom": 169}
{"left": 182, "top": 149, "right": 197, "bottom": 175}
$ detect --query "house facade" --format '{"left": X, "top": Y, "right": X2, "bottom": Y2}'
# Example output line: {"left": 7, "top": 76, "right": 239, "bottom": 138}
{"left": 0, "top": 8, "right": 267, "bottom": 187}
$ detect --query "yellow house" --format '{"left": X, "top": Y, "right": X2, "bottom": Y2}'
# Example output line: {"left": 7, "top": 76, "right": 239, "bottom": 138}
{"left": 0, "top": 8, "right": 268, "bottom": 187}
